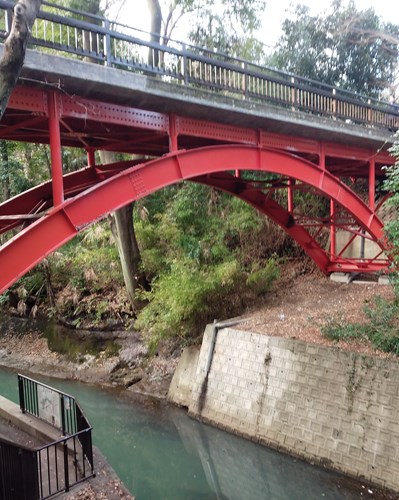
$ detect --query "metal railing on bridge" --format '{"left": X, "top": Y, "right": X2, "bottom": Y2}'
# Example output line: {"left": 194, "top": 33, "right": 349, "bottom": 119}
{"left": 0, "top": 0, "right": 398, "bottom": 131}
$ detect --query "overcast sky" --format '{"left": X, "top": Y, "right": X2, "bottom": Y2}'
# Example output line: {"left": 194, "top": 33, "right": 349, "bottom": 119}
{"left": 259, "top": 0, "right": 399, "bottom": 46}
{"left": 106, "top": 0, "right": 399, "bottom": 48}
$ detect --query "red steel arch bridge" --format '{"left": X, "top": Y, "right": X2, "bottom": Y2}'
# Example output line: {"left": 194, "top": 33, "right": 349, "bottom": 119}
{"left": 0, "top": 1, "right": 398, "bottom": 294}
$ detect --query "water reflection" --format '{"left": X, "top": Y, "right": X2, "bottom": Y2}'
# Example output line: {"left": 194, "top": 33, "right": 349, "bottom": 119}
{"left": 0, "top": 367, "right": 372, "bottom": 499}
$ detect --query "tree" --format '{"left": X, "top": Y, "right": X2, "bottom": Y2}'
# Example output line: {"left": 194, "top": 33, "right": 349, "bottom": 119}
{"left": 146, "top": 0, "right": 266, "bottom": 61}
{"left": 382, "top": 135, "right": 399, "bottom": 290}
{"left": 147, "top": 0, "right": 162, "bottom": 66}
{"left": 270, "top": 1, "right": 399, "bottom": 97}
{"left": 0, "top": 0, "right": 42, "bottom": 119}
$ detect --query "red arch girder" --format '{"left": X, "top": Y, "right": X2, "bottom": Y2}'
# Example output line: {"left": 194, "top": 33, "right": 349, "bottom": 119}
{"left": 193, "top": 172, "right": 331, "bottom": 272}
{"left": 0, "top": 159, "right": 142, "bottom": 235}
{"left": 0, "top": 145, "right": 388, "bottom": 294}
{"left": 193, "top": 172, "right": 389, "bottom": 273}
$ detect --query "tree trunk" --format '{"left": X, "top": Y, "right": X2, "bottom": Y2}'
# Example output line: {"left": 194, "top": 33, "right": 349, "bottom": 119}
{"left": 0, "top": 0, "right": 42, "bottom": 119}
{"left": 0, "top": 140, "right": 10, "bottom": 201}
{"left": 99, "top": 151, "right": 143, "bottom": 310}
{"left": 147, "top": 0, "right": 162, "bottom": 67}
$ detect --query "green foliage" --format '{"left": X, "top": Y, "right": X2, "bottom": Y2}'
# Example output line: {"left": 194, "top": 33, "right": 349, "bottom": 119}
{"left": 246, "top": 260, "right": 280, "bottom": 296}
{"left": 383, "top": 135, "right": 399, "bottom": 295}
{"left": 270, "top": 2, "right": 399, "bottom": 97}
{"left": 6, "top": 221, "right": 130, "bottom": 326}
{"left": 133, "top": 182, "right": 284, "bottom": 352}
{"left": 136, "top": 256, "right": 278, "bottom": 353}
{"left": 0, "top": 291, "right": 9, "bottom": 306}
{"left": 321, "top": 296, "right": 399, "bottom": 355}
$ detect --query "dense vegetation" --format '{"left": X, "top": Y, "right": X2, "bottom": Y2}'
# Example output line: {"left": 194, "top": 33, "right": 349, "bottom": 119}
{"left": 1, "top": 151, "right": 298, "bottom": 350}
{"left": 1, "top": 0, "right": 399, "bottom": 353}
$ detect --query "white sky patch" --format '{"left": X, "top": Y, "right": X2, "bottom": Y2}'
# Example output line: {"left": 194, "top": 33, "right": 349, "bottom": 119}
{"left": 104, "top": 0, "right": 399, "bottom": 47}
{"left": 259, "top": 0, "right": 399, "bottom": 47}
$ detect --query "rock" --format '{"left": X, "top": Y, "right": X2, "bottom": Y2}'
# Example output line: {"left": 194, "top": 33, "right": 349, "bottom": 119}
{"left": 109, "top": 368, "right": 144, "bottom": 388}
{"left": 76, "top": 354, "right": 96, "bottom": 370}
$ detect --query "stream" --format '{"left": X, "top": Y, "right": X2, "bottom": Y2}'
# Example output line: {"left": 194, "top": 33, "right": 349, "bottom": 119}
{"left": 0, "top": 366, "right": 382, "bottom": 499}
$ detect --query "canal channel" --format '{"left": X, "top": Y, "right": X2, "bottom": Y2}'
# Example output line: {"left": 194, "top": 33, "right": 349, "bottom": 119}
{"left": 0, "top": 366, "right": 385, "bottom": 499}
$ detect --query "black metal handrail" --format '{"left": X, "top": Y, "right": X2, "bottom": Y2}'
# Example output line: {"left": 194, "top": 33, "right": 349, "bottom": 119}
{"left": 0, "top": 0, "right": 398, "bottom": 131}
{"left": 16, "top": 374, "right": 95, "bottom": 498}
{"left": 18, "top": 373, "right": 87, "bottom": 435}
{"left": 0, "top": 428, "right": 94, "bottom": 499}
{"left": 0, "top": 436, "right": 39, "bottom": 500}
{"left": 36, "top": 428, "right": 94, "bottom": 499}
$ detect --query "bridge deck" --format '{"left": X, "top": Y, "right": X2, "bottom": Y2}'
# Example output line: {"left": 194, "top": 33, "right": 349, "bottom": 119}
{"left": 0, "top": 49, "right": 393, "bottom": 183}
{"left": 10, "top": 48, "right": 396, "bottom": 154}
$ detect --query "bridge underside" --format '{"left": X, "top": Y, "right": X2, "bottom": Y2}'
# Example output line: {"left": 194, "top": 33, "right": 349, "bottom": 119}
{"left": 0, "top": 86, "right": 395, "bottom": 294}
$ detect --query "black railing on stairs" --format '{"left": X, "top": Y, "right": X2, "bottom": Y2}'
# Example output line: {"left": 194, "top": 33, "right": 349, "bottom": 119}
{"left": 0, "top": 436, "right": 39, "bottom": 500}
{"left": 0, "top": 0, "right": 397, "bottom": 131}
{"left": 0, "top": 374, "right": 95, "bottom": 499}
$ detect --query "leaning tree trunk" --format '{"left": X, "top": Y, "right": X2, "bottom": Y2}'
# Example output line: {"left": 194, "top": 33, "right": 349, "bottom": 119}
{"left": 79, "top": 1, "right": 144, "bottom": 311}
{"left": 0, "top": 0, "right": 42, "bottom": 119}
{"left": 0, "top": 140, "right": 10, "bottom": 201}
{"left": 99, "top": 151, "right": 143, "bottom": 310}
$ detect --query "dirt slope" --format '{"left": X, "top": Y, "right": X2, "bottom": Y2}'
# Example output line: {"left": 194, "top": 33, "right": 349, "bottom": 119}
{"left": 240, "top": 269, "right": 395, "bottom": 358}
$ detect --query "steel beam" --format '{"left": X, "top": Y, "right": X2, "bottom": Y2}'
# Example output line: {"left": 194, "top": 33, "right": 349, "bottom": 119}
{"left": 48, "top": 91, "right": 64, "bottom": 206}
{"left": 0, "top": 145, "right": 389, "bottom": 294}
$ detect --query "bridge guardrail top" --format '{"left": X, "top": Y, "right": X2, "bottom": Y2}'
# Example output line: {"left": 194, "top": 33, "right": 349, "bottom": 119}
{"left": 0, "top": 0, "right": 398, "bottom": 132}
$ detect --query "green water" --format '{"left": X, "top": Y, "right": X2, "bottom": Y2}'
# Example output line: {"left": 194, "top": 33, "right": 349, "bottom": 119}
{"left": 0, "top": 367, "right": 375, "bottom": 499}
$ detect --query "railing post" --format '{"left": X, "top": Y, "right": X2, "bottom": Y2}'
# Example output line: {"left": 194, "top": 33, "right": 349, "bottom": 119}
{"left": 332, "top": 88, "right": 337, "bottom": 118}
{"left": 291, "top": 76, "right": 296, "bottom": 110}
{"left": 103, "top": 19, "right": 112, "bottom": 66}
{"left": 367, "top": 98, "right": 372, "bottom": 125}
{"left": 18, "top": 375, "right": 25, "bottom": 413}
{"left": 60, "top": 395, "right": 66, "bottom": 435}
{"left": 63, "top": 440, "right": 70, "bottom": 492}
{"left": 242, "top": 62, "right": 248, "bottom": 97}
{"left": 182, "top": 44, "right": 189, "bottom": 85}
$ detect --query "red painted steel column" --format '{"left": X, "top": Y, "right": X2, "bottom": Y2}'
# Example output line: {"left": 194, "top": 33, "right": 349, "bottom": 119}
{"left": 288, "top": 178, "right": 294, "bottom": 213}
{"left": 320, "top": 142, "right": 336, "bottom": 258}
{"left": 48, "top": 91, "right": 64, "bottom": 206}
{"left": 330, "top": 200, "right": 336, "bottom": 258}
{"left": 369, "top": 156, "right": 376, "bottom": 210}
{"left": 169, "top": 113, "right": 178, "bottom": 152}
{"left": 87, "top": 148, "right": 96, "bottom": 168}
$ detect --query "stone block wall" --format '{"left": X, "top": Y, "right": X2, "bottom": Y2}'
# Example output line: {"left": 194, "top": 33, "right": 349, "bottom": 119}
{"left": 168, "top": 326, "right": 399, "bottom": 491}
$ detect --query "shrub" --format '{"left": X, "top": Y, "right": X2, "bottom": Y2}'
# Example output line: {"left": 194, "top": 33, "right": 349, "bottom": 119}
{"left": 321, "top": 296, "right": 399, "bottom": 355}
{"left": 135, "top": 258, "right": 279, "bottom": 353}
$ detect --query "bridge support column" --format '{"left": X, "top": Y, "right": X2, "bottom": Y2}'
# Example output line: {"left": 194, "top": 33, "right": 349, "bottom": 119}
{"left": 87, "top": 148, "right": 96, "bottom": 168}
{"left": 48, "top": 91, "right": 64, "bottom": 206}
{"left": 288, "top": 178, "right": 294, "bottom": 213}
{"left": 169, "top": 113, "right": 178, "bottom": 152}
{"left": 319, "top": 142, "right": 337, "bottom": 259}
{"left": 330, "top": 200, "right": 336, "bottom": 258}
{"left": 369, "top": 156, "right": 375, "bottom": 210}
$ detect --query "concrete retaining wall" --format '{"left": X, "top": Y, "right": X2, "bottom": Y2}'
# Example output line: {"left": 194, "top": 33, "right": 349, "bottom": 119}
{"left": 168, "top": 325, "right": 399, "bottom": 491}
